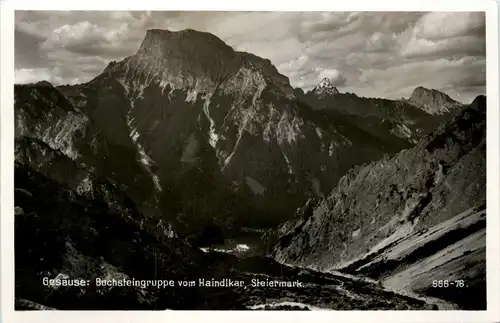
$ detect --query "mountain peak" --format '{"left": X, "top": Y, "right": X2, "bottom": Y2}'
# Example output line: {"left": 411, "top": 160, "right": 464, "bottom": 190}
{"left": 409, "top": 86, "right": 462, "bottom": 115}
{"left": 312, "top": 78, "right": 340, "bottom": 97}
{"left": 35, "top": 80, "right": 54, "bottom": 88}
{"left": 99, "top": 28, "right": 244, "bottom": 92}
{"left": 97, "top": 28, "right": 296, "bottom": 99}
{"left": 137, "top": 28, "right": 235, "bottom": 60}
{"left": 410, "top": 86, "right": 457, "bottom": 103}
{"left": 16, "top": 80, "right": 54, "bottom": 88}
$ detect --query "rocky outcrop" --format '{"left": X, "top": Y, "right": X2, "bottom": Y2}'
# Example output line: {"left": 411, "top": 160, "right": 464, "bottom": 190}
{"left": 14, "top": 82, "right": 88, "bottom": 161}
{"left": 268, "top": 96, "right": 486, "bottom": 309}
{"left": 14, "top": 82, "right": 167, "bottom": 236}
{"left": 14, "top": 136, "right": 177, "bottom": 242}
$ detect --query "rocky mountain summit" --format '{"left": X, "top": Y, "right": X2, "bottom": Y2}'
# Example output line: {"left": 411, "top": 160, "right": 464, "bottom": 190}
{"left": 408, "top": 86, "right": 465, "bottom": 115}
{"left": 311, "top": 78, "right": 340, "bottom": 97}
{"left": 266, "top": 96, "right": 486, "bottom": 309}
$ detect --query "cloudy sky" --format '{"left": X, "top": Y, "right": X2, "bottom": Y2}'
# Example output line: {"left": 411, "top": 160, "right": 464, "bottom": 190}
{"left": 15, "top": 11, "right": 485, "bottom": 103}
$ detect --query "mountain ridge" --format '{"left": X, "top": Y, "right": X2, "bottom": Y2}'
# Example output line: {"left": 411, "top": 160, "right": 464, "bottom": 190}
{"left": 15, "top": 28, "right": 473, "bottom": 236}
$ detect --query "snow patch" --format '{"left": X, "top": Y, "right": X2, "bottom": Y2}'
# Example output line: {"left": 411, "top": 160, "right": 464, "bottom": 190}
{"left": 280, "top": 148, "right": 294, "bottom": 175}
{"left": 315, "top": 127, "right": 323, "bottom": 139}
{"left": 202, "top": 97, "right": 219, "bottom": 148}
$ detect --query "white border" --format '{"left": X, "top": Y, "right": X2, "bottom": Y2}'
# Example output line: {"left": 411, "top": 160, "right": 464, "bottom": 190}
{"left": 1, "top": 1, "right": 499, "bottom": 322}
{"left": 0, "top": 0, "right": 493, "bottom": 11}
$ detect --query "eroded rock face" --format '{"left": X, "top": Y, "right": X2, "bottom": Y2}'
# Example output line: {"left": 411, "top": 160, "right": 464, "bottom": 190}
{"left": 14, "top": 83, "right": 88, "bottom": 161}
{"left": 14, "top": 82, "right": 163, "bottom": 232}
{"left": 268, "top": 96, "right": 486, "bottom": 308}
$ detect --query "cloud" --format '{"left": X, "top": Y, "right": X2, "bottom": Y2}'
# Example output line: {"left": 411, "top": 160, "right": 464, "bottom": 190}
{"left": 401, "top": 35, "right": 486, "bottom": 59}
{"left": 15, "top": 67, "right": 88, "bottom": 85}
{"left": 352, "top": 56, "right": 485, "bottom": 103}
{"left": 414, "top": 12, "right": 485, "bottom": 40}
{"left": 40, "top": 21, "right": 134, "bottom": 57}
{"left": 15, "top": 68, "right": 51, "bottom": 84}
{"left": 317, "top": 69, "right": 347, "bottom": 86}
{"left": 400, "top": 12, "right": 486, "bottom": 59}
{"left": 366, "top": 32, "right": 396, "bottom": 53}
{"left": 14, "top": 11, "right": 486, "bottom": 103}
{"left": 15, "top": 29, "right": 50, "bottom": 68}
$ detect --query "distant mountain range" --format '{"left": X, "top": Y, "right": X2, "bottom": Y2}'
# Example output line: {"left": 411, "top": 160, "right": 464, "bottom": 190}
{"left": 308, "top": 78, "right": 465, "bottom": 115}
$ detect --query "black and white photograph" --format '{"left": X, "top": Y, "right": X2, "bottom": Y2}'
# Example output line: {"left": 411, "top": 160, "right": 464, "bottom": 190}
{"left": 2, "top": 3, "right": 499, "bottom": 320}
